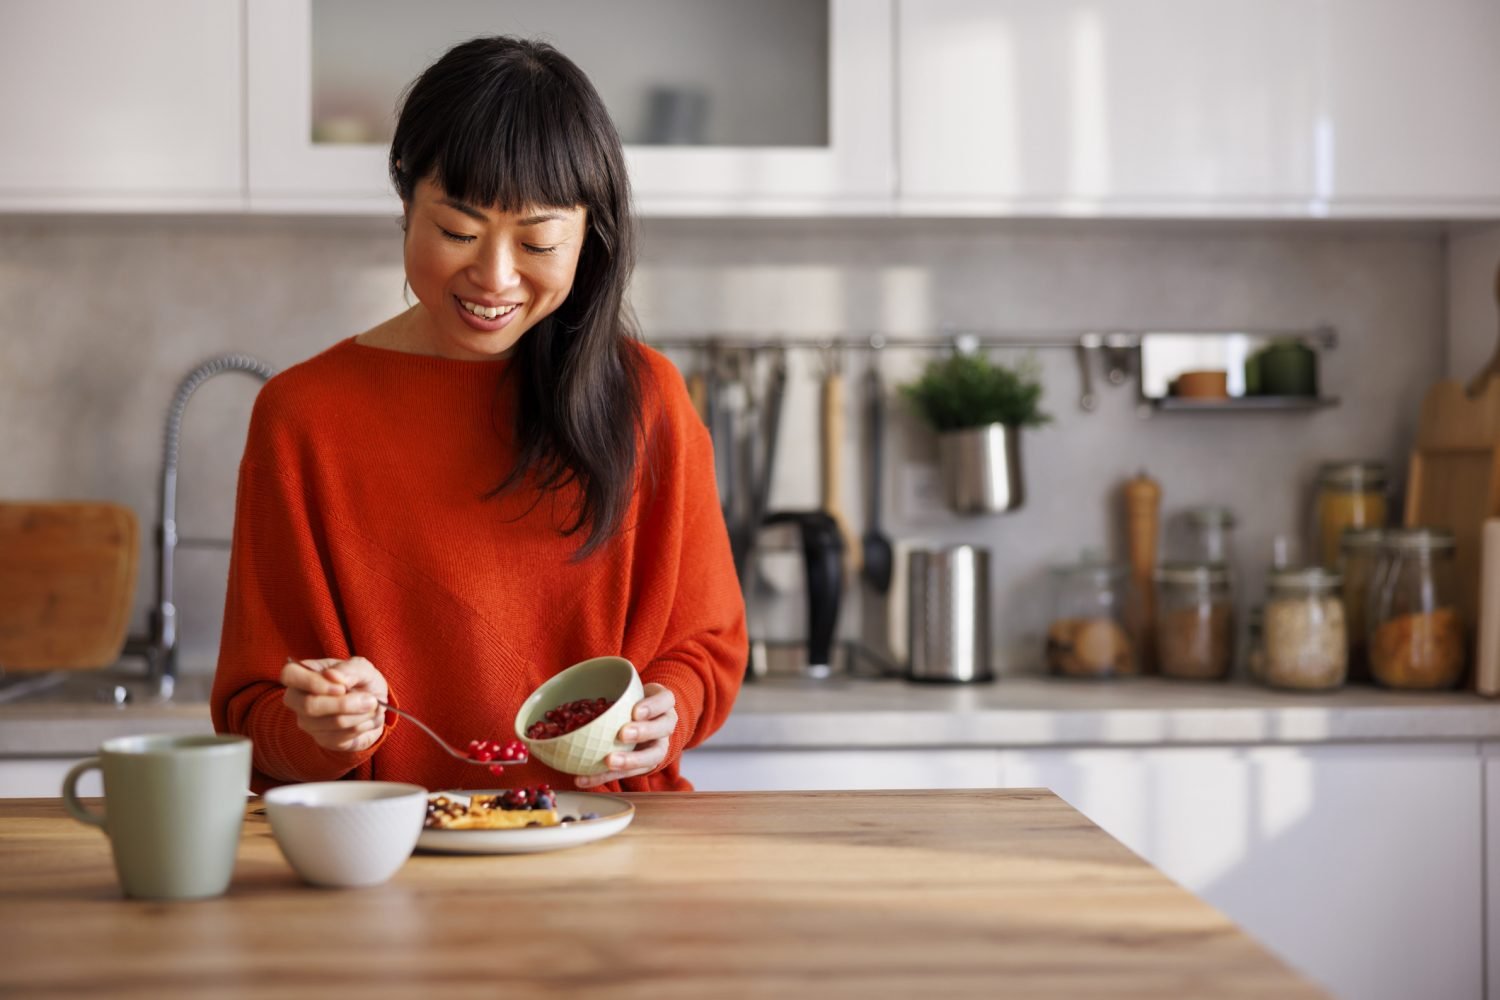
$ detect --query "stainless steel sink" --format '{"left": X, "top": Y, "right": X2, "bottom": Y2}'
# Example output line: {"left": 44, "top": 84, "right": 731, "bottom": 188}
{"left": 0, "top": 669, "right": 215, "bottom": 706}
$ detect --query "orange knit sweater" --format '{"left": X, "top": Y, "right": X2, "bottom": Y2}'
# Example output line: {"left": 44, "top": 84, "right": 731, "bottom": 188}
{"left": 211, "top": 337, "right": 746, "bottom": 794}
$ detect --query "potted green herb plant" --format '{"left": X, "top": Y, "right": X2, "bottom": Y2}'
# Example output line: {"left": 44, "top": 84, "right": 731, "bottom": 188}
{"left": 900, "top": 352, "right": 1050, "bottom": 514}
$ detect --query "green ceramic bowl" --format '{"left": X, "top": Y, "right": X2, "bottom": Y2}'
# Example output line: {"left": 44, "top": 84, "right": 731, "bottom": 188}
{"left": 514, "top": 657, "right": 643, "bottom": 776}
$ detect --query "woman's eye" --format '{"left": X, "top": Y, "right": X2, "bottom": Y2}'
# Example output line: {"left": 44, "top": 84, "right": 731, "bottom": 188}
{"left": 523, "top": 244, "right": 559, "bottom": 256}
{"left": 438, "top": 227, "right": 476, "bottom": 244}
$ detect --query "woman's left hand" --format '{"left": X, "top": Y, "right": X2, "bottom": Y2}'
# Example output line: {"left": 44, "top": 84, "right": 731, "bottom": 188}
{"left": 574, "top": 683, "right": 676, "bottom": 789}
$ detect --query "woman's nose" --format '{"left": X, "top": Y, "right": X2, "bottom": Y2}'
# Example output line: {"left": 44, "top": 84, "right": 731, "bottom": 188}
{"left": 468, "top": 240, "right": 519, "bottom": 291}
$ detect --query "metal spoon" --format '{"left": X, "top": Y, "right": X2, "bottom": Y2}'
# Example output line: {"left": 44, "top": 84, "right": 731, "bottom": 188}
{"left": 375, "top": 700, "right": 528, "bottom": 769}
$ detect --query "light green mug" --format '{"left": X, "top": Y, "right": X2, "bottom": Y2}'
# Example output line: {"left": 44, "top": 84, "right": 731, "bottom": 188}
{"left": 62, "top": 733, "right": 252, "bottom": 900}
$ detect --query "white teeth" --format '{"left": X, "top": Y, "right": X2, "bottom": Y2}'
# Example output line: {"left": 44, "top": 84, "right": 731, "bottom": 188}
{"left": 460, "top": 298, "right": 519, "bottom": 321}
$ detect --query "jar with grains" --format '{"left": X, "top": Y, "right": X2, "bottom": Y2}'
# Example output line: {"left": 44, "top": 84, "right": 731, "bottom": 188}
{"left": 1045, "top": 560, "right": 1135, "bottom": 679}
{"left": 1154, "top": 563, "right": 1234, "bottom": 681}
{"left": 1314, "top": 461, "right": 1388, "bottom": 569}
{"left": 1338, "top": 528, "right": 1385, "bottom": 684}
{"left": 1368, "top": 528, "right": 1466, "bottom": 690}
{"left": 1262, "top": 567, "right": 1346, "bottom": 691}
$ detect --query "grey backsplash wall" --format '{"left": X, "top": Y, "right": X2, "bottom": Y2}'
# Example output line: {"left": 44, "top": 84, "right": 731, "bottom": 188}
{"left": 0, "top": 214, "right": 1445, "bottom": 676}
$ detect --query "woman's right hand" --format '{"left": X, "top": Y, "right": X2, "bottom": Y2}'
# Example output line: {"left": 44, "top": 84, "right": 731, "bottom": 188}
{"left": 279, "top": 657, "right": 390, "bottom": 754}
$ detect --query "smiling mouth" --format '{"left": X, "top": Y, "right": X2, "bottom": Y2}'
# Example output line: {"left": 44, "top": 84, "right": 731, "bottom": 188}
{"left": 457, "top": 297, "right": 520, "bottom": 321}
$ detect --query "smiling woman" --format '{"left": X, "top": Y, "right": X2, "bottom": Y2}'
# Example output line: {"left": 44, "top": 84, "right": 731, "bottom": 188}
{"left": 211, "top": 37, "right": 747, "bottom": 798}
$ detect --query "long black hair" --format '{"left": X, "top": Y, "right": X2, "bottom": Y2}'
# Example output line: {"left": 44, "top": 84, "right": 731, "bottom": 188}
{"left": 390, "top": 36, "right": 645, "bottom": 558}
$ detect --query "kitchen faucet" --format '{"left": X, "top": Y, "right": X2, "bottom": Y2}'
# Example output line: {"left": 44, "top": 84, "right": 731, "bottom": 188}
{"left": 127, "top": 354, "right": 276, "bottom": 699}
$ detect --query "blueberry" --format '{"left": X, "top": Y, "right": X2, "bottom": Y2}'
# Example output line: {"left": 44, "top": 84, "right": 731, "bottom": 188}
{"left": 581, "top": 811, "right": 600, "bottom": 820}
{"left": 560, "top": 815, "right": 576, "bottom": 823}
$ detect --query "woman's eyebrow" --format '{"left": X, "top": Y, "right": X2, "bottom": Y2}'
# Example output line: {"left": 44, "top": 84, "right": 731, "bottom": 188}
{"left": 438, "top": 197, "right": 489, "bottom": 222}
{"left": 516, "top": 211, "right": 569, "bottom": 226}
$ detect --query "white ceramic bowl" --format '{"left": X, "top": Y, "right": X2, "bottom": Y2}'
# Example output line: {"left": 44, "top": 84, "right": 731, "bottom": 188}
{"left": 263, "top": 781, "right": 427, "bottom": 888}
{"left": 515, "top": 656, "right": 643, "bottom": 776}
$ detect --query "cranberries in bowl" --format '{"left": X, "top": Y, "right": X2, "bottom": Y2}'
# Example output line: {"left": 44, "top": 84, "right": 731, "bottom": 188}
{"left": 514, "top": 656, "right": 643, "bottom": 776}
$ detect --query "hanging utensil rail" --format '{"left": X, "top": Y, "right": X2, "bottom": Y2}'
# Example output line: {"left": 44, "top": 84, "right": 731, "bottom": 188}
{"left": 643, "top": 326, "right": 1335, "bottom": 353}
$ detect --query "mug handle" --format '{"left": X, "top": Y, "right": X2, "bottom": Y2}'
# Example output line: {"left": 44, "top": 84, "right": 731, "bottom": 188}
{"left": 62, "top": 758, "right": 105, "bottom": 828}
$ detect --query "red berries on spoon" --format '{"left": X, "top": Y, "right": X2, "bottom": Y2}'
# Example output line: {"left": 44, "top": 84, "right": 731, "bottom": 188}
{"left": 466, "top": 738, "right": 527, "bottom": 776}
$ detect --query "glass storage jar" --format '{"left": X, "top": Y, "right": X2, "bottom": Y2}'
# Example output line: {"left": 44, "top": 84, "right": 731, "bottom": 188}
{"left": 1045, "top": 561, "right": 1135, "bottom": 679}
{"left": 1262, "top": 567, "right": 1347, "bottom": 691}
{"left": 1368, "top": 528, "right": 1466, "bottom": 690}
{"left": 1338, "top": 528, "right": 1385, "bottom": 684}
{"left": 1154, "top": 563, "right": 1234, "bottom": 681}
{"left": 1314, "top": 461, "right": 1388, "bottom": 569}
{"left": 1180, "top": 506, "right": 1238, "bottom": 569}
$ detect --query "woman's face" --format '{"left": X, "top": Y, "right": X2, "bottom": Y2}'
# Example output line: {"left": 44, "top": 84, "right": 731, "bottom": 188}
{"left": 403, "top": 176, "right": 589, "bottom": 359}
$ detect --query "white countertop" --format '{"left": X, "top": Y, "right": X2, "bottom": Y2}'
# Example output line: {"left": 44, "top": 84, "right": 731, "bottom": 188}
{"left": 5, "top": 673, "right": 1500, "bottom": 757}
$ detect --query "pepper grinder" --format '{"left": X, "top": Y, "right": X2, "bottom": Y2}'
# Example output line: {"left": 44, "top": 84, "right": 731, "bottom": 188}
{"left": 1124, "top": 471, "right": 1162, "bottom": 672}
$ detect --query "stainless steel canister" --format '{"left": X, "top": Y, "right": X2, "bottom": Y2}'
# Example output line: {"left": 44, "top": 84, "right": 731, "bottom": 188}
{"left": 907, "top": 545, "right": 993, "bottom": 682}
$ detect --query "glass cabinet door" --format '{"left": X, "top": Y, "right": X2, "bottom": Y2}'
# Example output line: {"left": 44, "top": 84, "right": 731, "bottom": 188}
{"left": 248, "top": 0, "right": 892, "bottom": 213}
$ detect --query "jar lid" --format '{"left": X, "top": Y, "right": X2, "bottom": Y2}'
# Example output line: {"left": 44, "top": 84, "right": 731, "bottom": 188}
{"left": 1154, "top": 562, "right": 1230, "bottom": 585}
{"left": 1184, "top": 505, "right": 1236, "bottom": 528}
{"left": 1382, "top": 527, "right": 1456, "bottom": 551}
{"left": 1318, "top": 461, "right": 1387, "bottom": 489}
{"left": 1340, "top": 527, "right": 1386, "bottom": 550}
{"left": 1268, "top": 566, "right": 1343, "bottom": 594}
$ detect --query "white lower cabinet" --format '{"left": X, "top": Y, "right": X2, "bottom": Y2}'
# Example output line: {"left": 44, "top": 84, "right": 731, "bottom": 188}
{"left": 1004, "top": 744, "right": 1483, "bottom": 1000}
{"left": 0, "top": 759, "right": 98, "bottom": 799}
{"left": 688, "top": 742, "right": 1484, "bottom": 1000}
{"left": 683, "top": 748, "right": 1003, "bottom": 792}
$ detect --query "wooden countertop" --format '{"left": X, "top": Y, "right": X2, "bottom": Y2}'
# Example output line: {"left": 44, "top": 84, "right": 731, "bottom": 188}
{"left": 0, "top": 789, "right": 1324, "bottom": 998}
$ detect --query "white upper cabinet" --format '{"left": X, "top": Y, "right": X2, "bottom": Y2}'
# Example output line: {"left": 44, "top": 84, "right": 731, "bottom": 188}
{"left": 247, "top": 0, "right": 894, "bottom": 215}
{"left": 898, "top": 0, "right": 1500, "bottom": 217}
{"left": 898, "top": 0, "right": 1320, "bottom": 213}
{"left": 0, "top": 0, "right": 244, "bottom": 211}
{"left": 1321, "top": 0, "right": 1500, "bottom": 209}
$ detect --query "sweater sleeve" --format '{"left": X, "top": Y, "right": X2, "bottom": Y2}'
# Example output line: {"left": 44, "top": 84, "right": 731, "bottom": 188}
{"left": 630, "top": 359, "right": 747, "bottom": 774}
{"left": 210, "top": 390, "right": 387, "bottom": 788}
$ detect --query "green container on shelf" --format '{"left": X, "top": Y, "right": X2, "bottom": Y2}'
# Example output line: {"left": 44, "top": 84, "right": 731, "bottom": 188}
{"left": 1257, "top": 340, "right": 1318, "bottom": 397}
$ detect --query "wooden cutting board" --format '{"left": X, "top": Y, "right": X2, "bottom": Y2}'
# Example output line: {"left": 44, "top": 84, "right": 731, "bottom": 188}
{"left": 1403, "top": 379, "right": 1500, "bottom": 644}
{"left": 0, "top": 502, "right": 139, "bottom": 670}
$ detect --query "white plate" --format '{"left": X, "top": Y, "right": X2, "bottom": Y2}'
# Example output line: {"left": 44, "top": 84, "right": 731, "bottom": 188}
{"left": 416, "top": 791, "right": 634, "bottom": 855}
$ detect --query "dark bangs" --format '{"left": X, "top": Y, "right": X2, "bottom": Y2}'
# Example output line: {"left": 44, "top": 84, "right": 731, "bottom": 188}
{"left": 389, "top": 37, "right": 615, "bottom": 217}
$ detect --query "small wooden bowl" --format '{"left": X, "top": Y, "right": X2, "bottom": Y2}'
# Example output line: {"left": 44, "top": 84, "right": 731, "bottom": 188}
{"left": 1174, "top": 370, "right": 1229, "bottom": 399}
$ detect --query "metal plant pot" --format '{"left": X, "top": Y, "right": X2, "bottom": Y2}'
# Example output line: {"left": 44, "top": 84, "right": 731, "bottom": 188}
{"left": 938, "top": 423, "right": 1024, "bottom": 514}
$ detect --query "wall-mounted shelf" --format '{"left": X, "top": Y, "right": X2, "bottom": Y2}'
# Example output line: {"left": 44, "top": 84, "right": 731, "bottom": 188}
{"left": 1152, "top": 395, "right": 1340, "bottom": 413}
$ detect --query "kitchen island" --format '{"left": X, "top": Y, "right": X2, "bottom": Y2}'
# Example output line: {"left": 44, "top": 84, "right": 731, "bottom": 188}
{"left": 2, "top": 673, "right": 1493, "bottom": 999}
{"left": 0, "top": 789, "right": 1323, "bottom": 998}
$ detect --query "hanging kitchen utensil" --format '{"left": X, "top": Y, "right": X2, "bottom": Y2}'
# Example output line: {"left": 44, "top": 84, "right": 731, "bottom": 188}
{"left": 686, "top": 344, "right": 710, "bottom": 426}
{"left": 820, "top": 346, "right": 858, "bottom": 575}
{"left": 0, "top": 502, "right": 139, "bottom": 671}
{"left": 860, "top": 357, "right": 894, "bottom": 594}
{"left": 1123, "top": 471, "right": 1162, "bottom": 672}
{"left": 732, "top": 348, "right": 788, "bottom": 587}
{"left": 1464, "top": 261, "right": 1500, "bottom": 397}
